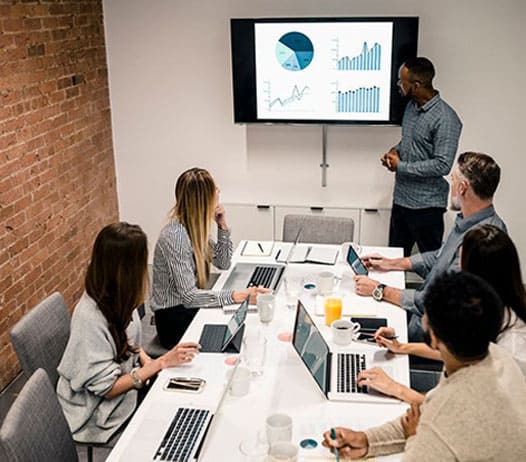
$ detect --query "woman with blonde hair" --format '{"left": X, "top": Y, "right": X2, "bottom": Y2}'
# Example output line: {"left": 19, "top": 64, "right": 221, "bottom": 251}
{"left": 151, "top": 167, "right": 265, "bottom": 348}
{"left": 57, "top": 223, "right": 199, "bottom": 443}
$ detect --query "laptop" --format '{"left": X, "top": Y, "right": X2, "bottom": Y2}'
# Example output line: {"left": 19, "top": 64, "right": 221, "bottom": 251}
{"left": 292, "top": 301, "right": 401, "bottom": 403}
{"left": 198, "top": 297, "right": 249, "bottom": 353}
{"left": 119, "top": 357, "right": 239, "bottom": 462}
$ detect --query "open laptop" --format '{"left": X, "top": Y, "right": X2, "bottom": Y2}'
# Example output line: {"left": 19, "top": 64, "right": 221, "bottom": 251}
{"left": 118, "top": 356, "right": 239, "bottom": 462}
{"left": 198, "top": 297, "right": 249, "bottom": 352}
{"left": 292, "top": 301, "right": 401, "bottom": 403}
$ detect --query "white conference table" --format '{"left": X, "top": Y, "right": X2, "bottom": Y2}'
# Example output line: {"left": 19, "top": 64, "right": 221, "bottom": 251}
{"left": 108, "top": 242, "right": 409, "bottom": 462}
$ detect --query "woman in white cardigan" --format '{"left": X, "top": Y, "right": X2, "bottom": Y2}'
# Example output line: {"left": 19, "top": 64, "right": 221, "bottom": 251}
{"left": 57, "top": 223, "right": 200, "bottom": 443}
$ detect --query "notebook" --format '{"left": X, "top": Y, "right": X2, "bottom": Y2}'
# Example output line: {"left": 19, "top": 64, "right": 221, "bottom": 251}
{"left": 277, "top": 244, "right": 339, "bottom": 265}
{"left": 292, "top": 301, "right": 401, "bottom": 403}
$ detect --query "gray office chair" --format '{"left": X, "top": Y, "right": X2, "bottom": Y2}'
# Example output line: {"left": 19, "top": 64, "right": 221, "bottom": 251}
{"left": 283, "top": 214, "right": 355, "bottom": 245}
{"left": 10, "top": 291, "right": 70, "bottom": 386}
{"left": 0, "top": 368, "right": 78, "bottom": 462}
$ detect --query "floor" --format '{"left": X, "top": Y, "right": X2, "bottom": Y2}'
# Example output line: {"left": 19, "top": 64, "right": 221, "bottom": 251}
{"left": 0, "top": 373, "right": 113, "bottom": 461}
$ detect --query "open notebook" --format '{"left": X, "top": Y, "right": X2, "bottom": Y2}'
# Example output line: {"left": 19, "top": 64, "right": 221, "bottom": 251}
{"left": 277, "top": 244, "right": 339, "bottom": 265}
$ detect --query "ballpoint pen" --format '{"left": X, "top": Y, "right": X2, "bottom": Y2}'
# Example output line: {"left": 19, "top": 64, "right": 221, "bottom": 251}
{"left": 257, "top": 242, "right": 264, "bottom": 253}
{"left": 330, "top": 428, "right": 340, "bottom": 462}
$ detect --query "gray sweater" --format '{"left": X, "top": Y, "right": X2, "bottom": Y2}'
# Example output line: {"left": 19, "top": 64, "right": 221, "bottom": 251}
{"left": 57, "top": 293, "right": 141, "bottom": 443}
{"left": 365, "top": 343, "right": 526, "bottom": 461}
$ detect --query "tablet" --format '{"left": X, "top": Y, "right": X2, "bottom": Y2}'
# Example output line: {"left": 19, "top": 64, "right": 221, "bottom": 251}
{"left": 346, "top": 245, "right": 368, "bottom": 276}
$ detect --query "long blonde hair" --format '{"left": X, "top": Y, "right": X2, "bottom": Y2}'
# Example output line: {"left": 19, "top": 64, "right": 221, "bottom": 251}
{"left": 171, "top": 168, "right": 216, "bottom": 288}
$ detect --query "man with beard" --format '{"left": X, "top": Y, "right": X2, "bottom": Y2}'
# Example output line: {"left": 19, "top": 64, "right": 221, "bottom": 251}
{"left": 382, "top": 57, "right": 462, "bottom": 257}
{"left": 322, "top": 272, "right": 526, "bottom": 461}
{"left": 353, "top": 152, "right": 506, "bottom": 340}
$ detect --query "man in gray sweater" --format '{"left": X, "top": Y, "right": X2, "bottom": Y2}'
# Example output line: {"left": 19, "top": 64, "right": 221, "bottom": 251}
{"left": 354, "top": 151, "right": 506, "bottom": 341}
{"left": 323, "top": 272, "right": 526, "bottom": 461}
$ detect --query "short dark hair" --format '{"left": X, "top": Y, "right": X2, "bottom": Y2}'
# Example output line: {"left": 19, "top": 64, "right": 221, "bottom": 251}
{"left": 424, "top": 272, "right": 504, "bottom": 360}
{"left": 457, "top": 151, "right": 501, "bottom": 200}
{"left": 403, "top": 57, "right": 435, "bottom": 87}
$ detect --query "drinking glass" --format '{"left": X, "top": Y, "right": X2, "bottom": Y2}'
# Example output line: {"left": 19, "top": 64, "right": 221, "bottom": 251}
{"left": 257, "top": 293, "right": 275, "bottom": 327}
{"left": 239, "top": 430, "right": 269, "bottom": 462}
{"left": 283, "top": 275, "right": 301, "bottom": 310}
{"left": 243, "top": 332, "right": 267, "bottom": 376}
{"left": 324, "top": 296, "right": 342, "bottom": 326}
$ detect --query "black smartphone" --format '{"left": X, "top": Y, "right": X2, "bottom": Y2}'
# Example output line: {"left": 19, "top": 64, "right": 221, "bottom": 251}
{"left": 351, "top": 317, "right": 387, "bottom": 341}
{"left": 346, "top": 245, "right": 368, "bottom": 275}
{"left": 164, "top": 377, "right": 206, "bottom": 393}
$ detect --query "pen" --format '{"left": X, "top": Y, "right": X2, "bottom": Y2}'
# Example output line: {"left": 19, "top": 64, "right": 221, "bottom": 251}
{"left": 257, "top": 242, "right": 264, "bottom": 253}
{"left": 275, "top": 249, "right": 281, "bottom": 261}
{"left": 359, "top": 332, "right": 398, "bottom": 340}
{"left": 330, "top": 428, "right": 340, "bottom": 462}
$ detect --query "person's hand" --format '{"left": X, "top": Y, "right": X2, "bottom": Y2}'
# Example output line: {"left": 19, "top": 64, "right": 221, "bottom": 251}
{"left": 361, "top": 253, "right": 393, "bottom": 271}
{"left": 322, "top": 427, "right": 369, "bottom": 460}
{"left": 160, "top": 342, "right": 200, "bottom": 368}
{"left": 214, "top": 204, "right": 228, "bottom": 231}
{"left": 402, "top": 403, "right": 421, "bottom": 438}
{"left": 353, "top": 275, "right": 380, "bottom": 297}
{"left": 374, "top": 327, "right": 407, "bottom": 354}
{"left": 233, "top": 286, "right": 270, "bottom": 304}
{"left": 357, "top": 367, "right": 401, "bottom": 398}
{"left": 385, "top": 150, "right": 400, "bottom": 172}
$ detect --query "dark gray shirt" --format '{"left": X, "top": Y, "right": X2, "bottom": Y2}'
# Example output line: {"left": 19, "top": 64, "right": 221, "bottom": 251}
{"left": 394, "top": 93, "right": 462, "bottom": 209}
{"left": 400, "top": 205, "right": 507, "bottom": 316}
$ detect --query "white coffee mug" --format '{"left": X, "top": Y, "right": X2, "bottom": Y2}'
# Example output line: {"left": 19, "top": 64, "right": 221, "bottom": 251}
{"left": 318, "top": 271, "right": 335, "bottom": 296}
{"left": 230, "top": 367, "right": 251, "bottom": 397}
{"left": 266, "top": 413, "right": 292, "bottom": 447}
{"left": 268, "top": 441, "right": 298, "bottom": 461}
{"left": 331, "top": 319, "right": 361, "bottom": 345}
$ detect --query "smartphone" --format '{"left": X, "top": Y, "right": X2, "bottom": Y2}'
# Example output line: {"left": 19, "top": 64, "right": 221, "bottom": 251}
{"left": 346, "top": 245, "right": 368, "bottom": 276}
{"left": 164, "top": 377, "right": 206, "bottom": 393}
{"left": 351, "top": 317, "right": 387, "bottom": 342}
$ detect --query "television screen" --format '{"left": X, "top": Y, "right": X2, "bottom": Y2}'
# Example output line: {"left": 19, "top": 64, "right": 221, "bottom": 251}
{"left": 231, "top": 17, "right": 418, "bottom": 125}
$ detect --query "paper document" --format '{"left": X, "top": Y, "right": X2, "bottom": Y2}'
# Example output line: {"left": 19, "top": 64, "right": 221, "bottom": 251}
{"left": 241, "top": 240, "right": 275, "bottom": 256}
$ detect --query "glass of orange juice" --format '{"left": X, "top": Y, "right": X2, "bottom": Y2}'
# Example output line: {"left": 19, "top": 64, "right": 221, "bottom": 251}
{"left": 324, "top": 296, "right": 342, "bottom": 326}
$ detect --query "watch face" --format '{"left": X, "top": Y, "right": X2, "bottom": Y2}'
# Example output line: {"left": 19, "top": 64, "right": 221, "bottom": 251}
{"left": 373, "top": 285, "right": 384, "bottom": 301}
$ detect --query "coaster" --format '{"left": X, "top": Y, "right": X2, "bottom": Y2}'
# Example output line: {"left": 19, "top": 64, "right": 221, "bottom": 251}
{"left": 224, "top": 356, "right": 239, "bottom": 366}
{"left": 277, "top": 332, "right": 292, "bottom": 342}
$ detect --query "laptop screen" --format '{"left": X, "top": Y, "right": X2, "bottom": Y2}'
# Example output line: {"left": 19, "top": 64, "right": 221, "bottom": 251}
{"left": 292, "top": 301, "right": 330, "bottom": 396}
{"left": 221, "top": 297, "right": 249, "bottom": 350}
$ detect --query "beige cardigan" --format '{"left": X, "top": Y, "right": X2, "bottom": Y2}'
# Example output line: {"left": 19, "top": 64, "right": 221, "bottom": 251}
{"left": 365, "top": 343, "right": 526, "bottom": 461}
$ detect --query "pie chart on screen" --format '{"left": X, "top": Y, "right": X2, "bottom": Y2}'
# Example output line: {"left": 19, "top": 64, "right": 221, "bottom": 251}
{"left": 276, "top": 32, "right": 314, "bottom": 71}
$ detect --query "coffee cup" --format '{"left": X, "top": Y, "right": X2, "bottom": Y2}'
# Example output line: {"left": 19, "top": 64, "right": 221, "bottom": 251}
{"left": 331, "top": 319, "right": 361, "bottom": 345}
{"left": 318, "top": 271, "right": 335, "bottom": 296}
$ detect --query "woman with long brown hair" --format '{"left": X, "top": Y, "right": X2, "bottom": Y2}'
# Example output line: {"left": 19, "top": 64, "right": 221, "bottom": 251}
{"left": 151, "top": 167, "right": 266, "bottom": 348}
{"left": 57, "top": 223, "right": 199, "bottom": 444}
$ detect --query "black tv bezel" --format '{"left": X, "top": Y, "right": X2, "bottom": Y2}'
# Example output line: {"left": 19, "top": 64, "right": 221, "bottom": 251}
{"left": 230, "top": 16, "right": 419, "bottom": 126}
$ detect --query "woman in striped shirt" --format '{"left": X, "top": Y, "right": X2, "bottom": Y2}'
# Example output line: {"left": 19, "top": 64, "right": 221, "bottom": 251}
{"left": 151, "top": 167, "right": 266, "bottom": 348}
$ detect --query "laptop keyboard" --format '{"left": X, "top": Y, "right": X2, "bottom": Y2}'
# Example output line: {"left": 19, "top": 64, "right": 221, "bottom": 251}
{"left": 198, "top": 325, "right": 225, "bottom": 352}
{"left": 337, "top": 353, "right": 368, "bottom": 394}
{"left": 154, "top": 407, "right": 211, "bottom": 462}
{"left": 247, "top": 266, "right": 277, "bottom": 288}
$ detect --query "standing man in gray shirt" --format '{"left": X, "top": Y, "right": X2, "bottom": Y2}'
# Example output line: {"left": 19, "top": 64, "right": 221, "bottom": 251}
{"left": 354, "top": 152, "right": 506, "bottom": 340}
{"left": 382, "top": 57, "right": 462, "bottom": 256}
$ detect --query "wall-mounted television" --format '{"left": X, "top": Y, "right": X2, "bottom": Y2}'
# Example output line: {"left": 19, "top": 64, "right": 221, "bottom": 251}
{"left": 231, "top": 17, "right": 418, "bottom": 125}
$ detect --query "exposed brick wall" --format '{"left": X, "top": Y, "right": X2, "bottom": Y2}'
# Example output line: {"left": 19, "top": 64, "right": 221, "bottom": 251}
{"left": 0, "top": 0, "right": 119, "bottom": 390}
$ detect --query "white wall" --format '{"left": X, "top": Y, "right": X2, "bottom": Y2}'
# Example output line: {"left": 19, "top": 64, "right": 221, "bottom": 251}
{"left": 103, "top": 0, "right": 526, "bottom": 267}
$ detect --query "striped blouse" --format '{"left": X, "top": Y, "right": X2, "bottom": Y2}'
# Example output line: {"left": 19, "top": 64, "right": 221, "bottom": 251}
{"left": 150, "top": 219, "right": 234, "bottom": 310}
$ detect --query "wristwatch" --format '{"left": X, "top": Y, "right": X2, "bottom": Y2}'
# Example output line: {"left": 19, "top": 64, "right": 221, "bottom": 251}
{"left": 130, "top": 367, "right": 144, "bottom": 389}
{"left": 372, "top": 284, "right": 386, "bottom": 302}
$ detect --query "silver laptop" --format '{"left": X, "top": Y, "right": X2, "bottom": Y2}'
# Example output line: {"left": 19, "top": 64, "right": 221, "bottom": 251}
{"left": 292, "top": 301, "right": 401, "bottom": 403}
